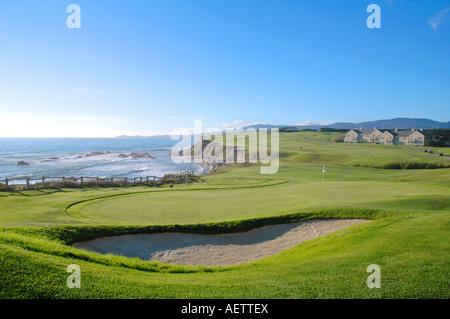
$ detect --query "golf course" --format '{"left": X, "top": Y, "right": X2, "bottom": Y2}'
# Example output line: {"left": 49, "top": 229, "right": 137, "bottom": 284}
{"left": 1, "top": 131, "right": 449, "bottom": 299}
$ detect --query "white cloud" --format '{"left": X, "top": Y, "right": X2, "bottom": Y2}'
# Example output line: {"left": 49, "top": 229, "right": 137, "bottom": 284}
{"left": 289, "top": 120, "right": 331, "bottom": 126}
{"left": 219, "top": 120, "right": 250, "bottom": 130}
{"left": 428, "top": 8, "right": 450, "bottom": 33}
{"left": 290, "top": 121, "right": 317, "bottom": 126}
{"left": 241, "top": 121, "right": 270, "bottom": 127}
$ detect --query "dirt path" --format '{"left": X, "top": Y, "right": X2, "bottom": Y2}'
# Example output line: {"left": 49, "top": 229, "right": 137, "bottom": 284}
{"left": 74, "top": 219, "right": 370, "bottom": 267}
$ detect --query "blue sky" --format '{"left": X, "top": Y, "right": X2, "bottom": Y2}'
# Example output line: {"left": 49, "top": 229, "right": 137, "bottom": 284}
{"left": 0, "top": 0, "right": 449, "bottom": 137}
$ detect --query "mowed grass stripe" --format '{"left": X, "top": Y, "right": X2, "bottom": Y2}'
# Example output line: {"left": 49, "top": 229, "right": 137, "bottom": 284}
{"left": 65, "top": 180, "right": 290, "bottom": 221}
{"left": 76, "top": 181, "right": 448, "bottom": 225}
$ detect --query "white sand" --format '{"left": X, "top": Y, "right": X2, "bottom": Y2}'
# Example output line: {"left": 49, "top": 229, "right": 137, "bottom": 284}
{"left": 73, "top": 219, "right": 369, "bottom": 267}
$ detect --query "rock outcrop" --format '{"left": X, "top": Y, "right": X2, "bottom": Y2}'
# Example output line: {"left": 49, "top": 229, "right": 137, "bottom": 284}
{"left": 176, "top": 139, "right": 247, "bottom": 171}
{"left": 118, "top": 152, "right": 156, "bottom": 159}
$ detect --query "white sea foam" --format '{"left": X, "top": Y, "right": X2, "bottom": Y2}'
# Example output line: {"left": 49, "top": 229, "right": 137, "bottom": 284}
{"left": 0, "top": 138, "right": 199, "bottom": 180}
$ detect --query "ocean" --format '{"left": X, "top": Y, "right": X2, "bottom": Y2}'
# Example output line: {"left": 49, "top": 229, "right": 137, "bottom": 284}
{"left": 0, "top": 137, "right": 204, "bottom": 181}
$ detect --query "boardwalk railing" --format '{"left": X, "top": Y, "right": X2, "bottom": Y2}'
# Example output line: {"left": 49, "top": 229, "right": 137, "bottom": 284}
{"left": 0, "top": 170, "right": 196, "bottom": 190}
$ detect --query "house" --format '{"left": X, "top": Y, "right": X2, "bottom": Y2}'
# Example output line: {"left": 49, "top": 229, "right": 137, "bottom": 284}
{"left": 403, "top": 129, "right": 425, "bottom": 145}
{"left": 384, "top": 129, "right": 426, "bottom": 146}
{"left": 345, "top": 128, "right": 426, "bottom": 146}
{"left": 344, "top": 129, "right": 360, "bottom": 143}
{"left": 360, "top": 128, "right": 383, "bottom": 143}
{"left": 344, "top": 128, "right": 383, "bottom": 143}
{"left": 379, "top": 130, "right": 395, "bottom": 145}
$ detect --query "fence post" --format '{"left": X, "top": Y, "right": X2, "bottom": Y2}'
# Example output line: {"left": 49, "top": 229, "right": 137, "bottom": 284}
{"left": 96, "top": 177, "right": 99, "bottom": 187}
{"left": 42, "top": 177, "right": 45, "bottom": 184}
{"left": 80, "top": 177, "right": 84, "bottom": 186}
{"left": 111, "top": 177, "right": 114, "bottom": 183}
{"left": 5, "top": 178, "right": 8, "bottom": 187}
{"left": 26, "top": 178, "right": 30, "bottom": 190}
{"left": 124, "top": 177, "right": 128, "bottom": 186}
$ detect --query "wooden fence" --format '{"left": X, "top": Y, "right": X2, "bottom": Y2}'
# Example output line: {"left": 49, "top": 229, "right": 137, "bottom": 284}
{"left": 0, "top": 170, "right": 195, "bottom": 190}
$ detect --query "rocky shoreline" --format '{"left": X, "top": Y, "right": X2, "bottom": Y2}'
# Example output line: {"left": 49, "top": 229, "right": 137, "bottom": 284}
{"left": 16, "top": 151, "right": 157, "bottom": 166}
{"left": 171, "top": 139, "right": 247, "bottom": 173}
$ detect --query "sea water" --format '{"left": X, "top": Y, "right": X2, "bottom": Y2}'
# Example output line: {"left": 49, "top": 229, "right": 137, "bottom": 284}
{"left": 0, "top": 137, "right": 204, "bottom": 180}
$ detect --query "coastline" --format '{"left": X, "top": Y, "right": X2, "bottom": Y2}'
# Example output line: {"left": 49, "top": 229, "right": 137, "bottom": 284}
{"left": 0, "top": 137, "right": 204, "bottom": 180}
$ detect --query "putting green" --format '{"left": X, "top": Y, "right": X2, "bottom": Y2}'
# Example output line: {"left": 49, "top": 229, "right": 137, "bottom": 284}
{"left": 70, "top": 180, "right": 448, "bottom": 225}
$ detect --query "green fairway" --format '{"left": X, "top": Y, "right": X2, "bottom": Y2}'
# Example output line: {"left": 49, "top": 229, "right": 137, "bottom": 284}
{"left": 1, "top": 132, "right": 449, "bottom": 299}
{"left": 67, "top": 180, "right": 447, "bottom": 225}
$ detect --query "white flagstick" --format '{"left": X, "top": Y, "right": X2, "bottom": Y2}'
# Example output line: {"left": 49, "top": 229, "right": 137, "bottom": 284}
{"left": 322, "top": 166, "right": 326, "bottom": 192}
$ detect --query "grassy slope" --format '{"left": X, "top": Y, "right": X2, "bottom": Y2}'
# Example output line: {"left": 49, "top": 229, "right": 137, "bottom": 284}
{"left": 0, "top": 132, "right": 449, "bottom": 298}
{"left": 280, "top": 132, "right": 450, "bottom": 168}
{"left": 1, "top": 213, "right": 448, "bottom": 298}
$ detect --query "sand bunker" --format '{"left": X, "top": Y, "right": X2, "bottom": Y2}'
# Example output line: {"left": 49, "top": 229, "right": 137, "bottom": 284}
{"left": 73, "top": 219, "right": 369, "bottom": 267}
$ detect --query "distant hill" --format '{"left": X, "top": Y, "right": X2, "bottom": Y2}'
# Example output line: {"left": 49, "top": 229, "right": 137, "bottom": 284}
{"left": 238, "top": 124, "right": 282, "bottom": 131}
{"left": 117, "top": 118, "right": 450, "bottom": 138}
{"left": 241, "top": 118, "right": 450, "bottom": 131}
{"left": 328, "top": 118, "right": 450, "bottom": 130}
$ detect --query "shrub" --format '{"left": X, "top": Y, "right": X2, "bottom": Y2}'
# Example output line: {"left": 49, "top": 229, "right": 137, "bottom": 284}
{"left": 332, "top": 134, "right": 345, "bottom": 143}
{"left": 158, "top": 174, "right": 197, "bottom": 184}
{"left": 0, "top": 183, "right": 13, "bottom": 191}
{"left": 0, "top": 175, "right": 198, "bottom": 192}
{"left": 381, "top": 161, "right": 450, "bottom": 169}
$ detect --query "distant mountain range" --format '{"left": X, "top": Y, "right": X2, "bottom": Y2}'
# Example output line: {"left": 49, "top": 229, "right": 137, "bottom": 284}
{"left": 116, "top": 118, "right": 450, "bottom": 138}
{"left": 243, "top": 118, "right": 450, "bottom": 131}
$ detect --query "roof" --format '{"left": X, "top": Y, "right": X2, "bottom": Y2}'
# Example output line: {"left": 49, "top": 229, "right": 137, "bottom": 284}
{"left": 347, "top": 129, "right": 424, "bottom": 138}
{"left": 347, "top": 129, "right": 375, "bottom": 134}
{"left": 390, "top": 130, "right": 424, "bottom": 137}
{"left": 355, "top": 129, "right": 384, "bottom": 136}
{"left": 362, "top": 129, "right": 381, "bottom": 135}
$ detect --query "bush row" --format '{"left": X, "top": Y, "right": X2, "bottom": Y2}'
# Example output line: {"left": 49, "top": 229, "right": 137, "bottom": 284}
{"left": 352, "top": 161, "right": 450, "bottom": 169}
{"left": 0, "top": 174, "right": 198, "bottom": 192}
